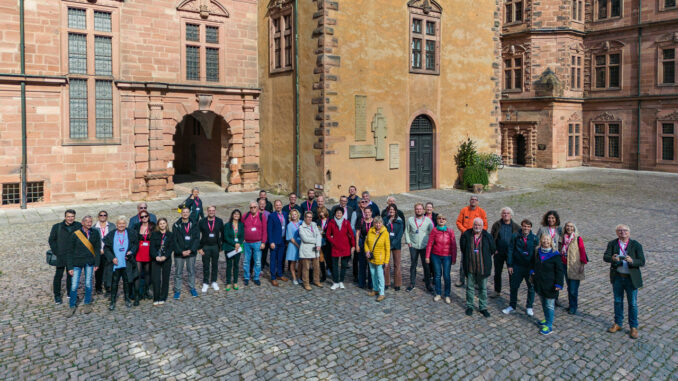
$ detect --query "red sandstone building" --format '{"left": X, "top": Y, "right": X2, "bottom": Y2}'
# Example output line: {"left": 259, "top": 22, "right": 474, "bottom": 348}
{"left": 500, "top": 0, "right": 678, "bottom": 172}
{"left": 0, "top": 0, "right": 260, "bottom": 207}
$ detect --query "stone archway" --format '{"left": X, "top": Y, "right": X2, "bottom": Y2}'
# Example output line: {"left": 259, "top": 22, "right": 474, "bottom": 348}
{"left": 500, "top": 121, "right": 537, "bottom": 167}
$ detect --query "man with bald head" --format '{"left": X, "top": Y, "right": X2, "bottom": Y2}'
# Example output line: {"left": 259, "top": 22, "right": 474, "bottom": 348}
{"left": 460, "top": 217, "right": 496, "bottom": 317}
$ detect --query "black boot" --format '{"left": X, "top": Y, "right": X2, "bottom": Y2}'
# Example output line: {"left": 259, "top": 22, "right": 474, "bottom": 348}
{"left": 109, "top": 294, "right": 116, "bottom": 311}
{"left": 320, "top": 263, "right": 327, "bottom": 282}
{"left": 123, "top": 282, "right": 132, "bottom": 308}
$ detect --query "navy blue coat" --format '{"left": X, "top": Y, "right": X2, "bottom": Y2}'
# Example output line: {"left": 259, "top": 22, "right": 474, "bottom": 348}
{"left": 267, "top": 211, "right": 288, "bottom": 245}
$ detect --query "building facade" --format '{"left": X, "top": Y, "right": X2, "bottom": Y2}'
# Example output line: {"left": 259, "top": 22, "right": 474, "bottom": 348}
{"left": 500, "top": 0, "right": 678, "bottom": 172}
{"left": 258, "top": 0, "right": 501, "bottom": 198}
{"left": 0, "top": 0, "right": 260, "bottom": 207}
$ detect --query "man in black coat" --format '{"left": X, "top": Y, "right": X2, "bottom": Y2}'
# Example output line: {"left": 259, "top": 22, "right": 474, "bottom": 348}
{"left": 256, "top": 190, "right": 273, "bottom": 213}
{"left": 198, "top": 206, "right": 224, "bottom": 293}
{"left": 460, "top": 217, "right": 496, "bottom": 318}
{"left": 48, "top": 209, "right": 81, "bottom": 305}
{"left": 66, "top": 215, "right": 100, "bottom": 316}
{"left": 173, "top": 207, "right": 201, "bottom": 299}
{"left": 489, "top": 207, "right": 521, "bottom": 298}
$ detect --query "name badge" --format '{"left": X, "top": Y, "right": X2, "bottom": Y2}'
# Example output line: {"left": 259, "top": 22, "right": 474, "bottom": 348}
{"left": 118, "top": 248, "right": 125, "bottom": 252}
{"left": 474, "top": 249, "right": 479, "bottom": 254}
{"left": 235, "top": 238, "right": 239, "bottom": 242}
{"left": 251, "top": 227, "right": 257, "bottom": 232}
{"left": 389, "top": 232, "right": 395, "bottom": 237}
{"left": 523, "top": 251, "right": 528, "bottom": 255}
{"left": 196, "top": 208, "right": 201, "bottom": 211}
{"left": 415, "top": 229, "right": 419, "bottom": 234}
{"left": 142, "top": 242, "right": 149, "bottom": 247}
{"left": 185, "top": 236, "right": 191, "bottom": 241}
{"left": 209, "top": 233, "right": 215, "bottom": 238}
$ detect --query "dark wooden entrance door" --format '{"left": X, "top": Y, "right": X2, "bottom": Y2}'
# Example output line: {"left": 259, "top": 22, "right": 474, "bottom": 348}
{"left": 409, "top": 116, "right": 434, "bottom": 190}
{"left": 514, "top": 134, "right": 526, "bottom": 166}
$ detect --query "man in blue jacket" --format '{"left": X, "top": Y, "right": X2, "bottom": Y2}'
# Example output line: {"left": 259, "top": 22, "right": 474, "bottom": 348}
{"left": 503, "top": 219, "right": 538, "bottom": 316}
{"left": 268, "top": 200, "right": 289, "bottom": 286}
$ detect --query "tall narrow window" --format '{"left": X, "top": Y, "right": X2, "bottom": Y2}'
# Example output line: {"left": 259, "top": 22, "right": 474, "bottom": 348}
{"left": 592, "top": 121, "right": 622, "bottom": 159}
{"left": 594, "top": 53, "right": 621, "bottom": 89}
{"left": 206, "top": 48, "right": 219, "bottom": 82}
{"left": 662, "top": 48, "right": 676, "bottom": 84}
{"left": 608, "top": 123, "right": 620, "bottom": 158}
{"left": 505, "top": 0, "right": 524, "bottom": 23}
{"left": 504, "top": 56, "right": 523, "bottom": 91}
{"left": 597, "top": 0, "right": 621, "bottom": 20}
{"left": 571, "top": 55, "right": 582, "bottom": 89}
{"left": 568, "top": 123, "right": 581, "bottom": 158}
{"left": 184, "top": 23, "right": 220, "bottom": 82}
{"left": 269, "top": 2, "right": 294, "bottom": 73}
{"left": 409, "top": 3, "right": 441, "bottom": 74}
{"left": 186, "top": 45, "right": 200, "bottom": 81}
{"left": 660, "top": 122, "right": 676, "bottom": 161}
{"left": 572, "top": 0, "right": 584, "bottom": 21}
{"left": 65, "top": 7, "right": 116, "bottom": 142}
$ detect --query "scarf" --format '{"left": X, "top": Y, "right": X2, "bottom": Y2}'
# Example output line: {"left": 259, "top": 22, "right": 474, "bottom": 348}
{"left": 334, "top": 217, "right": 343, "bottom": 230}
{"left": 436, "top": 225, "right": 447, "bottom": 232}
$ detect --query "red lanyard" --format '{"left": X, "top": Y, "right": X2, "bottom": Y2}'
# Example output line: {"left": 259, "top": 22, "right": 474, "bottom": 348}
{"left": 365, "top": 221, "right": 372, "bottom": 232}
{"left": 618, "top": 240, "right": 628, "bottom": 256}
{"left": 474, "top": 235, "right": 481, "bottom": 248}
{"left": 142, "top": 227, "right": 149, "bottom": 241}
{"left": 389, "top": 222, "right": 394, "bottom": 232}
{"left": 100, "top": 224, "right": 108, "bottom": 237}
{"left": 549, "top": 227, "right": 556, "bottom": 239}
{"left": 414, "top": 217, "right": 424, "bottom": 230}
{"left": 161, "top": 232, "right": 166, "bottom": 246}
{"left": 207, "top": 219, "right": 215, "bottom": 233}
{"left": 233, "top": 223, "right": 238, "bottom": 234}
{"left": 322, "top": 220, "right": 327, "bottom": 230}
{"left": 306, "top": 202, "right": 312, "bottom": 211}
{"left": 278, "top": 213, "right": 284, "bottom": 225}
{"left": 116, "top": 231, "right": 126, "bottom": 246}
{"left": 184, "top": 222, "right": 191, "bottom": 234}
{"left": 522, "top": 236, "right": 528, "bottom": 246}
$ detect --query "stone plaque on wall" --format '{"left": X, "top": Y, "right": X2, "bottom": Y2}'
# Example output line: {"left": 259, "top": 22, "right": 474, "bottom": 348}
{"left": 349, "top": 145, "right": 376, "bottom": 158}
{"left": 389, "top": 144, "right": 399, "bottom": 169}
{"left": 355, "top": 95, "right": 367, "bottom": 141}
{"left": 371, "top": 108, "right": 387, "bottom": 160}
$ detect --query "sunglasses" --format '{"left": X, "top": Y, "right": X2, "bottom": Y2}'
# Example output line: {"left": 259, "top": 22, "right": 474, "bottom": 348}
{"left": 140, "top": 215, "right": 149, "bottom": 219}
{"left": 139, "top": 206, "right": 147, "bottom": 210}
{"left": 99, "top": 214, "right": 107, "bottom": 217}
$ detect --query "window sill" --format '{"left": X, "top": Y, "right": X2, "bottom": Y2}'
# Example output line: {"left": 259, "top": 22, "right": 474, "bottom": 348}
{"left": 659, "top": 7, "right": 678, "bottom": 13}
{"left": 590, "top": 87, "right": 622, "bottom": 92}
{"left": 409, "top": 69, "right": 440, "bottom": 76}
{"left": 656, "top": 159, "right": 678, "bottom": 165}
{"left": 566, "top": 156, "right": 582, "bottom": 161}
{"left": 503, "top": 21, "right": 525, "bottom": 27}
{"left": 592, "top": 16, "right": 622, "bottom": 23}
{"left": 502, "top": 89, "right": 524, "bottom": 94}
{"left": 270, "top": 67, "right": 294, "bottom": 75}
{"left": 589, "top": 156, "right": 622, "bottom": 163}
{"left": 657, "top": 83, "right": 677, "bottom": 88}
{"left": 62, "top": 138, "right": 121, "bottom": 146}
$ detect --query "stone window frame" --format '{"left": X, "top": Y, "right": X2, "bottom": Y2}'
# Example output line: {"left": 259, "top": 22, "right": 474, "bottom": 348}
{"left": 180, "top": 20, "right": 224, "bottom": 83}
{"left": 567, "top": 122, "right": 582, "bottom": 159}
{"left": 60, "top": 1, "right": 121, "bottom": 146}
{"left": 409, "top": 5, "right": 441, "bottom": 75}
{"left": 503, "top": 53, "right": 524, "bottom": 92}
{"left": 269, "top": 2, "right": 294, "bottom": 74}
{"left": 570, "top": 54, "right": 583, "bottom": 89}
{"left": 660, "top": 0, "right": 678, "bottom": 12}
{"left": 593, "top": 0, "right": 623, "bottom": 22}
{"left": 589, "top": 118, "right": 623, "bottom": 162}
{"left": 572, "top": 0, "right": 584, "bottom": 23}
{"left": 657, "top": 44, "right": 677, "bottom": 86}
{"left": 657, "top": 120, "right": 678, "bottom": 164}
{"left": 592, "top": 51, "right": 623, "bottom": 91}
{"left": 504, "top": 0, "right": 524, "bottom": 25}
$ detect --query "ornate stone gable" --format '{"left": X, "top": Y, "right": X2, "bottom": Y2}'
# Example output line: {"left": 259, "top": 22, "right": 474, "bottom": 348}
{"left": 592, "top": 112, "right": 619, "bottom": 121}
{"left": 407, "top": 0, "right": 443, "bottom": 13}
{"left": 176, "top": 0, "right": 229, "bottom": 19}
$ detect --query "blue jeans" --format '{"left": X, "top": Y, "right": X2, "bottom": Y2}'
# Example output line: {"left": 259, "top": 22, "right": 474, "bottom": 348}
{"left": 431, "top": 254, "right": 451, "bottom": 297}
{"left": 69, "top": 265, "right": 94, "bottom": 308}
{"left": 540, "top": 295, "right": 555, "bottom": 329}
{"left": 243, "top": 242, "right": 262, "bottom": 281}
{"left": 613, "top": 274, "right": 638, "bottom": 328}
{"left": 368, "top": 263, "right": 385, "bottom": 296}
{"left": 562, "top": 263, "right": 581, "bottom": 312}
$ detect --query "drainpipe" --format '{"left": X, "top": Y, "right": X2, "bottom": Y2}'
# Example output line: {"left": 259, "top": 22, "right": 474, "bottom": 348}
{"left": 20, "top": 0, "right": 28, "bottom": 209}
{"left": 293, "top": 0, "right": 300, "bottom": 195}
{"left": 636, "top": 0, "right": 642, "bottom": 170}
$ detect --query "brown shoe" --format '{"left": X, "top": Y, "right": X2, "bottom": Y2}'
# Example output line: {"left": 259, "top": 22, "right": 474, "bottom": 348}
{"left": 489, "top": 291, "right": 500, "bottom": 298}
{"left": 66, "top": 307, "right": 77, "bottom": 318}
{"left": 82, "top": 304, "right": 92, "bottom": 314}
{"left": 313, "top": 282, "right": 323, "bottom": 288}
{"left": 607, "top": 324, "right": 622, "bottom": 333}
{"left": 367, "top": 290, "right": 377, "bottom": 296}
{"left": 629, "top": 328, "right": 639, "bottom": 339}
{"left": 376, "top": 295, "right": 385, "bottom": 302}
{"left": 271, "top": 280, "right": 279, "bottom": 287}
{"left": 279, "top": 276, "right": 289, "bottom": 282}
{"left": 304, "top": 285, "right": 312, "bottom": 291}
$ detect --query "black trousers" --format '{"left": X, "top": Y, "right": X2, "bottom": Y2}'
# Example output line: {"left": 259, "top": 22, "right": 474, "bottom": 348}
{"left": 493, "top": 251, "right": 510, "bottom": 293}
{"left": 332, "top": 256, "right": 350, "bottom": 283}
{"left": 53, "top": 266, "right": 72, "bottom": 299}
{"left": 152, "top": 259, "right": 172, "bottom": 302}
{"left": 409, "top": 247, "right": 431, "bottom": 288}
{"left": 95, "top": 255, "right": 112, "bottom": 291}
{"left": 111, "top": 268, "right": 131, "bottom": 303}
{"left": 202, "top": 245, "right": 220, "bottom": 284}
{"left": 135, "top": 262, "right": 151, "bottom": 299}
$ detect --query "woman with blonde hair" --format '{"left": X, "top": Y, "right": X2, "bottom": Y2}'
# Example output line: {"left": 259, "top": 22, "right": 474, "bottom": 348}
{"left": 364, "top": 216, "right": 390, "bottom": 302}
{"left": 285, "top": 209, "right": 302, "bottom": 284}
{"left": 559, "top": 221, "right": 588, "bottom": 314}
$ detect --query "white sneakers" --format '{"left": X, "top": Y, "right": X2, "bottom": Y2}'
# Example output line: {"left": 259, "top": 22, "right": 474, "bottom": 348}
{"left": 445, "top": 297, "right": 451, "bottom": 304}
{"left": 201, "top": 283, "right": 209, "bottom": 293}
{"left": 211, "top": 282, "right": 219, "bottom": 291}
{"left": 433, "top": 295, "right": 441, "bottom": 302}
{"left": 339, "top": 282, "right": 346, "bottom": 289}
{"left": 526, "top": 308, "right": 534, "bottom": 316}
{"left": 502, "top": 306, "right": 515, "bottom": 315}
{"left": 330, "top": 283, "right": 340, "bottom": 290}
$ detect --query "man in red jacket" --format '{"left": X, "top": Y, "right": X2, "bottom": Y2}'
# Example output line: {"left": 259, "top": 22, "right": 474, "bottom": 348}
{"left": 242, "top": 202, "right": 268, "bottom": 286}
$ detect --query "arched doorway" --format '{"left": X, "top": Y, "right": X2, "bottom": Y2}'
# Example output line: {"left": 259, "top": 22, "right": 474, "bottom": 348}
{"left": 514, "top": 134, "right": 527, "bottom": 166}
{"left": 173, "top": 113, "right": 227, "bottom": 186}
{"left": 409, "top": 115, "right": 434, "bottom": 190}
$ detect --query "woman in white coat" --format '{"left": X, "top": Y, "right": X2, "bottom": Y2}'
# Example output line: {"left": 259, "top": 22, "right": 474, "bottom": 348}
{"left": 298, "top": 211, "right": 323, "bottom": 291}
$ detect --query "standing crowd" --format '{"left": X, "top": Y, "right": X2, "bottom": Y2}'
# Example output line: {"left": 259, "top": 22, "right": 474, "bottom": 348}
{"left": 48, "top": 187, "right": 645, "bottom": 338}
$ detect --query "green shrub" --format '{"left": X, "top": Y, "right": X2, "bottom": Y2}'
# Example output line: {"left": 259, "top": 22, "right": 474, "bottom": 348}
{"left": 454, "top": 138, "right": 477, "bottom": 169}
{"left": 476, "top": 153, "right": 503, "bottom": 172}
{"left": 463, "top": 164, "right": 489, "bottom": 188}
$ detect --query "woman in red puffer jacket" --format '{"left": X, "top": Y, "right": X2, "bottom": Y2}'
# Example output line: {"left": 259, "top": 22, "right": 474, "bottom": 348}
{"left": 425, "top": 215, "right": 458, "bottom": 304}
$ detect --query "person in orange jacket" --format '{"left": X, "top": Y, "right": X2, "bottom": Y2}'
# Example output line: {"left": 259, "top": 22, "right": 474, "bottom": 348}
{"left": 455, "top": 195, "right": 488, "bottom": 287}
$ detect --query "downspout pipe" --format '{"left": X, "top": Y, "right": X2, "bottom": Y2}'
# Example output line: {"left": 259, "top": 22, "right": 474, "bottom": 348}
{"left": 636, "top": 1, "right": 642, "bottom": 170}
{"left": 293, "top": 0, "right": 300, "bottom": 195}
{"left": 20, "top": 0, "right": 27, "bottom": 209}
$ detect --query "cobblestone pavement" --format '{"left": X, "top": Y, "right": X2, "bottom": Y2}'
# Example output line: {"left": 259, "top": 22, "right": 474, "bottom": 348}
{"left": 1, "top": 167, "right": 677, "bottom": 380}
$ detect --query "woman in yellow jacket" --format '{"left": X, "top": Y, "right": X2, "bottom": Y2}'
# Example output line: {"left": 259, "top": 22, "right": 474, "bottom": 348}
{"left": 364, "top": 216, "right": 391, "bottom": 301}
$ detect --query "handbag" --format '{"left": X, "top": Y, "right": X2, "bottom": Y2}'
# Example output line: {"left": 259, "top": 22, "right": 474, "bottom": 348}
{"left": 46, "top": 250, "right": 57, "bottom": 266}
{"left": 366, "top": 231, "right": 384, "bottom": 260}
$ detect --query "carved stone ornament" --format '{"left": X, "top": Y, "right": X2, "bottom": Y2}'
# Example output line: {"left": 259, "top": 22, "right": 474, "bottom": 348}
{"left": 567, "top": 112, "right": 582, "bottom": 122}
{"left": 534, "top": 68, "right": 563, "bottom": 97}
{"left": 176, "top": 0, "right": 229, "bottom": 18}
{"left": 268, "top": 0, "right": 293, "bottom": 10}
{"left": 660, "top": 111, "right": 678, "bottom": 121}
{"left": 407, "top": 0, "right": 443, "bottom": 13}
{"left": 592, "top": 112, "right": 619, "bottom": 121}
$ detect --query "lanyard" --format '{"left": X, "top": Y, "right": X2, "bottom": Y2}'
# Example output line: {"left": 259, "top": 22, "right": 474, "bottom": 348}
{"left": 619, "top": 240, "right": 628, "bottom": 256}
{"left": 116, "top": 231, "right": 126, "bottom": 246}
{"left": 306, "top": 202, "right": 313, "bottom": 211}
{"left": 184, "top": 222, "right": 191, "bottom": 235}
{"left": 563, "top": 234, "right": 574, "bottom": 252}
{"left": 278, "top": 212, "right": 284, "bottom": 225}
{"left": 142, "top": 227, "right": 149, "bottom": 241}
{"left": 389, "top": 222, "right": 394, "bottom": 232}
{"left": 321, "top": 220, "right": 327, "bottom": 230}
{"left": 233, "top": 223, "right": 238, "bottom": 234}
{"left": 414, "top": 217, "right": 424, "bottom": 230}
{"left": 522, "top": 235, "right": 528, "bottom": 246}
{"left": 365, "top": 220, "right": 372, "bottom": 233}
{"left": 207, "top": 219, "right": 215, "bottom": 233}
{"left": 100, "top": 223, "right": 108, "bottom": 237}
{"left": 474, "top": 235, "right": 481, "bottom": 248}
{"left": 161, "top": 232, "right": 166, "bottom": 247}
{"left": 549, "top": 227, "right": 556, "bottom": 239}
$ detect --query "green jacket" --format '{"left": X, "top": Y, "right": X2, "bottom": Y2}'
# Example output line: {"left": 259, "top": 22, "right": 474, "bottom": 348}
{"left": 404, "top": 216, "right": 434, "bottom": 250}
{"left": 603, "top": 238, "right": 645, "bottom": 289}
{"left": 222, "top": 221, "right": 245, "bottom": 253}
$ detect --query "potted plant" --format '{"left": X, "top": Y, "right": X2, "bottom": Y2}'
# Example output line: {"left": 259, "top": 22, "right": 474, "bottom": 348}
{"left": 454, "top": 138, "right": 477, "bottom": 188}
{"left": 476, "top": 152, "right": 502, "bottom": 184}
{"left": 462, "top": 163, "right": 489, "bottom": 193}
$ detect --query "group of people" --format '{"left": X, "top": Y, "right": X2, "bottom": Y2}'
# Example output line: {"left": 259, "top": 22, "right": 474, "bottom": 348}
{"left": 48, "top": 187, "right": 645, "bottom": 338}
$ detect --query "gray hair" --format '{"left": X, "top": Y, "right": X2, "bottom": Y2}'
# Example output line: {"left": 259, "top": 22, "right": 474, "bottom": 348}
{"left": 192, "top": 187, "right": 200, "bottom": 192}
{"left": 81, "top": 215, "right": 93, "bottom": 222}
{"left": 615, "top": 224, "right": 630, "bottom": 233}
{"left": 373, "top": 216, "right": 383, "bottom": 224}
{"left": 137, "top": 202, "right": 147, "bottom": 209}
{"left": 500, "top": 207, "right": 514, "bottom": 216}
{"left": 115, "top": 216, "right": 127, "bottom": 224}
{"left": 473, "top": 217, "right": 484, "bottom": 226}
{"left": 387, "top": 196, "right": 396, "bottom": 203}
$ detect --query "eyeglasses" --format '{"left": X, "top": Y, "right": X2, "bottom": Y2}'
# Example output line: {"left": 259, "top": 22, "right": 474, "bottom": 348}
{"left": 438, "top": 218, "right": 446, "bottom": 221}
{"left": 140, "top": 215, "right": 149, "bottom": 219}
{"left": 250, "top": 207, "right": 257, "bottom": 209}
{"left": 99, "top": 214, "right": 107, "bottom": 217}
{"left": 139, "top": 206, "right": 147, "bottom": 210}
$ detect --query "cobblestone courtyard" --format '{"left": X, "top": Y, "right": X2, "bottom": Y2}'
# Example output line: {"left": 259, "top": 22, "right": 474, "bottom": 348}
{"left": 0, "top": 167, "right": 677, "bottom": 380}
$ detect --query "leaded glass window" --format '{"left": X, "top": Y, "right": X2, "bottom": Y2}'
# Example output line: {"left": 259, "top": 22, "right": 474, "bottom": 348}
{"left": 68, "top": 8, "right": 86, "bottom": 30}
{"left": 68, "top": 33, "right": 87, "bottom": 74}
{"left": 186, "top": 24, "right": 199, "bottom": 42}
{"left": 94, "top": 11, "right": 112, "bottom": 32}
{"left": 95, "top": 36, "right": 112, "bottom": 76}
{"left": 186, "top": 46, "right": 200, "bottom": 80}
{"left": 206, "top": 26, "right": 218, "bottom": 44}
{"left": 206, "top": 48, "right": 219, "bottom": 82}
{"left": 69, "top": 79, "right": 88, "bottom": 139}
